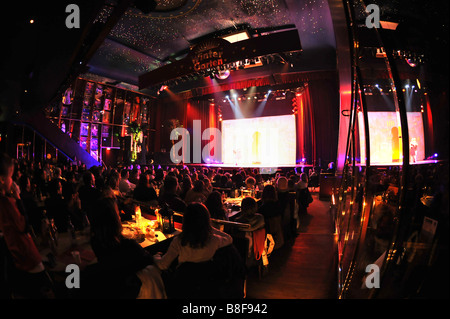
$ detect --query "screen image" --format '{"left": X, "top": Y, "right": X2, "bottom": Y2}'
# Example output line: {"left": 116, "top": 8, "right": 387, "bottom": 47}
{"left": 358, "top": 112, "right": 425, "bottom": 165}
{"left": 221, "top": 115, "right": 296, "bottom": 167}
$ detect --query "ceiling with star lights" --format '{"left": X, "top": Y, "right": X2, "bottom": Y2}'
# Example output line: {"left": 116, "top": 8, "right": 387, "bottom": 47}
{"left": 1, "top": 0, "right": 446, "bottom": 115}
{"left": 81, "top": 0, "right": 338, "bottom": 94}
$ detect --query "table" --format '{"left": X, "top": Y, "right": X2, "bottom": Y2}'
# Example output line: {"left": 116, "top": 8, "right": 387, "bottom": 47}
{"left": 38, "top": 230, "right": 97, "bottom": 272}
{"left": 121, "top": 217, "right": 180, "bottom": 249}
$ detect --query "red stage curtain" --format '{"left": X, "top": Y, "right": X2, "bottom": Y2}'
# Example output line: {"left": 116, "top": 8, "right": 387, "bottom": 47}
{"left": 294, "top": 84, "right": 316, "bottom": 166}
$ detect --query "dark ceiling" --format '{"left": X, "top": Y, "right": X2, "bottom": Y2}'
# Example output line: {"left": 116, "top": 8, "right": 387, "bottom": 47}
{"left": 0, "top": 0, "right": 447, "bottom": 120}
{"left": 82, "top": 0, "right": 337, "bottom": 95}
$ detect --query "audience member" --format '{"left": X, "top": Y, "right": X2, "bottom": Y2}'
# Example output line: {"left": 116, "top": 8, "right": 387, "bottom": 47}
{"left": 158, "top": 175, "right": 187, "bottom": 213}
{"left": 184, "top": 180, "right": 207, "bottom": 204}
{"left": 83, "top": 197, "right": 154, "bottom": 298}
{"left": 0, "top": 153, "right": 54, "bottom": 298}
{"left": 78, "top": 171, "right": 102, "bottom": 222}
{"left": 119, "top": 169, "right": 136, "bottom": 194}
{"left": 153, "top": 203, "right": 232, "bottom": 270}
{"left": 258, "top": 184, "right": 284, "bottom": 249}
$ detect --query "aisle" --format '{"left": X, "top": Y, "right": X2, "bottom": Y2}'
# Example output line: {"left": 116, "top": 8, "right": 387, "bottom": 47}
{"left": 245, "top": 191, "right": 338, "bottom": 299}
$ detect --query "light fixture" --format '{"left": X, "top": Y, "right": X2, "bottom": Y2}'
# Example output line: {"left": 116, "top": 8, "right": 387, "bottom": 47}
{"left": 222, "top": 31, "right": 250, "bottom": 43}
{"left": 215, "top": 69, "right": 230, "bottom": 80}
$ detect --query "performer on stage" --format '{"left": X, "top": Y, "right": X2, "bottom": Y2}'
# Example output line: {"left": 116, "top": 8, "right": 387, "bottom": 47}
{"left": 410, "top": 138, "right": 418, "bottom": 163}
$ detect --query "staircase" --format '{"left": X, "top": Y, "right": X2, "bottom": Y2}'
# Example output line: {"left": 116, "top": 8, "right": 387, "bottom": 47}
{"left": 14, "top": 111, "right": 101, "bottom": 168}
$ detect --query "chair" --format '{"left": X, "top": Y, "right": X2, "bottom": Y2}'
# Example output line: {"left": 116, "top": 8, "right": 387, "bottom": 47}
{"left": 0, "top": 235, "right": 13, "bottom": 299}
{"left": 166, "top": 244, "right": 246, "bottom": 299}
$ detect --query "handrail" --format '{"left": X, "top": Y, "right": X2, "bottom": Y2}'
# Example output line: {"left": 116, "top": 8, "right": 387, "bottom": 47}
{"left": 11, "top": 121, "right": 73, "bottom": 162}
{"left": 130, "top": 198, "right": 251, "bottom": 229}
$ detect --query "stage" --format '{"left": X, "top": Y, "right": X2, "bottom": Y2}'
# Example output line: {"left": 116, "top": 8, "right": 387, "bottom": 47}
{"left": 175, "top": 162, "right": 315, "bottom": 174}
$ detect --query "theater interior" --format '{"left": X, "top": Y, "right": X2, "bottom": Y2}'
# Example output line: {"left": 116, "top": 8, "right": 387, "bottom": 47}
{"left": 0, "top": 0, "right": 448, "bottom": 302}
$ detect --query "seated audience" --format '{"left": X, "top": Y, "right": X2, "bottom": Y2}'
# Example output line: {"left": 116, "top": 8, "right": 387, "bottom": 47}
{"left": 184, "top": 180, "right": 207, "bottom": 204}
{"left": 0, "top": 153, "right": 54, "bottom": 298}
{"left": 133, "top": 172, "right": 158, "bottom": 204}
{"left": 158, "top": 175, "right": 187, "bottom": 213}
{"left": 82, "top": 197, "right": 155, "bottom": 299}
{"left": 235, "top": 197, "right": 265, "bottom": 232}
{"left": 78, "top": 171, "right": 102, "bottom": 221}
{"left": 119, "top": 169, "right": 136, "bottom": 194}
{"left": 258, "top": 184, "right": 284, "bottom": 249}
{"left": 153, "top": 203, "right": 232, "bottom": 270}
{"left": 204, "top": 191, "right": 229, "bottom": 231}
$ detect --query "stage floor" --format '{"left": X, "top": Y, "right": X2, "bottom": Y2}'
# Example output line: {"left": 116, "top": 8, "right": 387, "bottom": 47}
{"left": 181, "top": 163, "right": 314, "bottom": 174}
{"left": 356, "top": 159, "right": 442, "bottom": 166}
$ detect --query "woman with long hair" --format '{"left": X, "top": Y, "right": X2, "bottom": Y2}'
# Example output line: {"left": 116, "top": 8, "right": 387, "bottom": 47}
{"left": 85, "top": 197, "right": 154, "bottom": 298}
{"left": 153, "top": 203, "right": 232, "bottom": 270}
{"left": 258, "top": 184, "right": 284, "bottom": 249}
{"left": 184, "top": 179, "right": 206, "bottom": 204}
{"left": 204, "top": 191, "right": 227, "bottom": 221}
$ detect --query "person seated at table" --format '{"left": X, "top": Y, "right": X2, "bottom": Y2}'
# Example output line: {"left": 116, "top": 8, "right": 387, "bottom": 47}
{"left": 276, "top": 176, "right": 296, "bottom": 244}
{"left": 129, "top": 168, "right": 140, "bottom": 186}
{"left": 18, "top": 174, "right": 42, "bottom": 235}
{"left": 48, "top": 166, "right": 66, "bottom": 196}
{"left": 32, "top": 168, "right": 48, "bottom": 200}
{"left": 158, "top": 175, "right": 187, "bottom": 213}
{"left": 296, "top": 173, "right": 311, "bottom": 216}
{"left": 258, "top": 184, "right": 284, "bottom": 250}
{"left": 179, "top": 175, "right": 192, "bottom": 200}
{"left": 211, "top": 173, "right": 221, "bottom": 188}
{"left": 235, "top": 197, "right": 265, "bottom": 232}
{"left": 254, "top": 173, "right": 264, "bottom": 190}
{"left": 204, "top": 191, "right": 229, "bottom": 231}
{"left": 102, "top": 171, "right": 134, "bottom": 222}
{"left": 232, "top": 173, "right": 245, "bottom": 189}
{"left": 234, "top": 197, "right": 266, "bottom": 267}
{"left": 82, "top": 197, "right": 155, "bottom": 299}
{"left": 153, "top": 203, "right": 233, "bottom": 271}
{"left": 119, "top": 168, "right": 136, "bottom": 195}
{"left": 245, "top": 176, "right": 256, "bottom": 190}
{"left": 202, "top": 177, "right": 213, "bottom": 197}
{"left": 219, "top": 173, "right": 233, "bottom": 189}
{"left": 103, "top": 170, "right": 121, "bottom": 199}
{"left": 133, "top": 172, "right": 158, "bottom": 205}
{"left": 78, "top": 171, "right": 102, "bottom": 222}
{"left": 0, "top": 153, "right": 55, "bottom": 299}
{"left": 45, "top": 179, "right": 70, "bottom": 232}
{"left": 184, "top": 180, "right": 207, "bottom": 204}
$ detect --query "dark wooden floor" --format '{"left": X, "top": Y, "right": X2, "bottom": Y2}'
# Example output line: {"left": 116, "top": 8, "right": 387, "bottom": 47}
{"left": 245, "top": 191, "right": 338, "bottom": 299}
